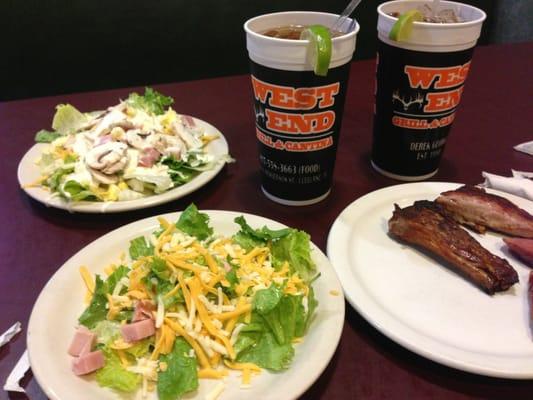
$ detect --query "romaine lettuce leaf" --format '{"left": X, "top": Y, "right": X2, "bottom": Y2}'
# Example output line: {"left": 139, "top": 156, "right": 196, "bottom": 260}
{"left": 46, "top": 166, "right": 74, "bottom": 191}
{"left": 96, "top": 347, "right": 141, "bottom": 392}
{"left": 271, "top": 230, "right": 316, "bottom": 282}
{"left": 129, "top": 237, "right": 154, "bottom": 260}
{"left": 78, "top": 275, "right": 108, "bottom": 328}
{"left": 157, "top": 337, "right": 198, "bottom": 400}
{"left": 126, "top": 87, "right": 174, "bottom": 116}
{"left": 232, "top": 216, "right": 291, "bottom": 251}
{"left": 52, "top": 104, "right": 88, "bottom": 135}
{"left": 93, "top": 320, "right": 121, "bottom": 345}
{"left": 235, "top": 328, "right": 294, "bottom": 371}
{"left": 124, "top": 337, "right": 153, "bottom": 358}
{"left": 61, "top": 180, "right": 96, "bottom": 201}
{"left": 175, "top": 204, "right": 212, "bottom": 240}
{"left": 144, "top": 258, "right": 183, "bottom": 308}
{"left": 161, "top": 156, "right": 199, "bottom": 185}
{"left": 78, "top": 266, "right": 130, "bottom": 328}
{"left": 35, "top": 129, "right": 61, "bottom": 143}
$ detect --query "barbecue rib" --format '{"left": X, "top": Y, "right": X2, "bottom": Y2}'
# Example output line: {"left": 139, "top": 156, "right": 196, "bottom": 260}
{"left": 435, "top": 185, "right": 533, "bottom": 238}
{"left": 388, "top": 201, "right": 519, "bottom": 294}
{"left": 504, "top": 237, "right": 533, "bottom": 267}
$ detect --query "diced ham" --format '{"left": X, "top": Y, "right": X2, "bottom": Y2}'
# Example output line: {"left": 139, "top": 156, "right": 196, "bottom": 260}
{"left": 504, "top": 237, "right": 533, "bottom": 267}
{"left": 96, "top": 134, "right": 113, "bottom": 146}
{"left": 182, "top": 115, "right": 196, "bottom": 128}
{"left": 71, "top": 350, "right": 105, "bottom": 376}
{"left": 121, "top": 318, "right": 155, "bottom": 342}
{"left": 138, "top": 147, "right": 160, "bottom": 167}
{"left": 132, "top": 300, "right": 156, "bottom": 322}
{"left": 68, "top": 326, "right": 95, "bottom": 357}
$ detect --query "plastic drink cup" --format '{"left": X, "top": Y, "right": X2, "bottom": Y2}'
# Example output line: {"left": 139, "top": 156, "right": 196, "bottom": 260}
{"left": 372, "top": 1, "right": 486, "bottom": 181}
{"left": 244, "top": 12, "right": 359, "bottom": 205}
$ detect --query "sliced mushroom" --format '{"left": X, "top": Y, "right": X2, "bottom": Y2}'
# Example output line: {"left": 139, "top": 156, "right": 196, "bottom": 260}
{"left": 126, "top": 129, "right": 153, "bottom": 150}
{"left": 89, "top": 168, "right": 119, "bottom": 184}
{"left": 149, "top": 133, "right": 185, "bottom": 158}
{"left": 85, "top": 142, "right": 128, "bottom": 175}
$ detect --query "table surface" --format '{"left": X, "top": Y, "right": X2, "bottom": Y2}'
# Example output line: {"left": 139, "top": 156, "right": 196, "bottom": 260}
{"left": 1, "top": 42, "right": 532, "bottom": 400}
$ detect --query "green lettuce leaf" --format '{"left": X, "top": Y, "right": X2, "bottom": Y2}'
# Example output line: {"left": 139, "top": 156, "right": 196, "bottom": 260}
{"left": 157, "top": 337, "right": 198, "bottom": 400}
{"left": 175, "top": 204, "right": 213, "bottom": 240}
{"left": 52, "top": 104, "right": 88, "bottom": 135}
{"left": 46, "top": 166, "right": 74, "bottom": 191}
{"left": 78, "top": 275, "right": 108, "bottom": 328}
{"left": 253, "top": 284, "right": 282, "bottom": 315}
{"left": 61, "top": 180, "right": 96, "bottom": 201}
{"left": 96, "top": 347, "right": 141, "bottom": 392}
{"left": 304, "top": 286, "right": 318, "bottom": 334}
{"left": 126, "top": 87, "right": 174, "bottom": 116}
{"left": 271, "top": 230, "right": 316, "bottom": 282}
{"left": 161, "top": 156, "right": 200, "bottom": 185}
{"left": 124, "top": 337, "right": 153, "bottom": 358}
{"left": 35, "top": 129, "right": 61, "bottom": 143}
{"left": 232, "top": 216, "right": 291, "bottom": 251}
{"left": 235, "top": 327, "right": 294, "bottom": 371}
{"left": 93, "top": 320, "right": 121, "bottom": 345}
{"left": 129, "top": 237, "right": 154, "bottom": 260}
{"left": 144, "top": 258, "right": 183, "bottom": 308}
{"left": 78, "top": 266, "right": 130, "bottom": 328}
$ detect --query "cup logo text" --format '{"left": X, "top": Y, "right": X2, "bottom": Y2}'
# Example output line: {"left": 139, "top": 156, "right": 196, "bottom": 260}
{"left": 391, "top": 61, "right": 470, "bottom": 130}
{"left": 251, "top": 76, "right": 339, "bottom": 152}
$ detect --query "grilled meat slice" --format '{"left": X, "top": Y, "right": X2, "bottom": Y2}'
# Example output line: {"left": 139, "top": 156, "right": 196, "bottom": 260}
{"left": 529, "top": 272, "right": 533, "bottom": 321}
{"left": 435, "top": 185, "right": 533, "bottom": 238}
{"left": 504, "top": 237, "right": 533, "bottom": 267}
{"left": 388, "top": 201, "right": 519, "bottom": 294}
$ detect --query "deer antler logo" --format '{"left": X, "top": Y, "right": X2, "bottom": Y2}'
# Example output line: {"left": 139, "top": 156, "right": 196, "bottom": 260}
{"left": 254, "top": 103, "right": 265, "bottom": 123}
{"left": 392, "top": 90, "right": 424, "bottom": 111}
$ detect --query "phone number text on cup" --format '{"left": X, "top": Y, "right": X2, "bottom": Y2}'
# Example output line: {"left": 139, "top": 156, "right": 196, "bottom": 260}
{"left": 260, "top": 155, "right": 321, "bottom": 175}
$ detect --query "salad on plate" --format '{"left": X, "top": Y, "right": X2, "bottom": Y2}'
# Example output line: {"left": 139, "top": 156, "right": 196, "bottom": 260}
{"left": 69, "top": 204, "right": 319, "bottom": 400}
{"left": 28, "top": 88, "right": 230, "bottom": 202}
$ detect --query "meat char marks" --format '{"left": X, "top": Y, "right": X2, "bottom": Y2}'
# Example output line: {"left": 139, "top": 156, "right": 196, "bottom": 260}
{"left": 436, "top": 185, "right": 533, "bottom": 238}
{"left": 388, "top": 201, "right": 519, "bottom": 294}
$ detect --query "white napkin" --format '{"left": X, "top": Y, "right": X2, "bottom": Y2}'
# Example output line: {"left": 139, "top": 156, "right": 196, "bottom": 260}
{"left": 0, "top": 322, "right": 21, "bottom": 347}
{"left": 1, "top": 322, "right": 30, "bottom": 393}
{"left": 514, "top": 140, "right": 533, "bottom": 156}
{"left": 482, "top": 171, "right": 533, "bottom": 200}
{"left": 3, "top": 350, "right": 29, "bottom": 393}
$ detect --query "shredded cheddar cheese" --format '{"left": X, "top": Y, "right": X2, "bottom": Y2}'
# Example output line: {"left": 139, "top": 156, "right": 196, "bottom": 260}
{"left": 76, "top": 213, "right": 317, "bottom": 399}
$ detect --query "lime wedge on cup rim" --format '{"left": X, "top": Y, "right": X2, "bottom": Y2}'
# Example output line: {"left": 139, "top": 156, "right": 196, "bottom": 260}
{"left": 300, "top": 25, "right": 332, "bottom": 76}
{"left": 389, "top": 9, "right": 423, "bottom": 41}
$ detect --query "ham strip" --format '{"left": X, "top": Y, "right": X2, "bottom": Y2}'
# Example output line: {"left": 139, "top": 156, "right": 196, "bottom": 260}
{"left": 182, "top": 115, "right": 196, "bottom": 128}
{"left": 388, "top": 201, "right": 519, "bottom": 294}
{"left": 121, "top": 318, "right": 155, "bottom": 342}
{"left": 504, "top": 237, "right": 533, "bottom": 267}
{"left": 72, "top": 350, "right": 105, "bottom": 376}
{"left": 68, "top": 326, "right": 95, "bottom": 356}
{"left": 132, "top": 300, "right": 156, "bottom": 322}
{"left": 436, "top": 185, "right": 533, "bottom": 238}
{"left": 138, "top": 147, "right": 160, "bottom": 167}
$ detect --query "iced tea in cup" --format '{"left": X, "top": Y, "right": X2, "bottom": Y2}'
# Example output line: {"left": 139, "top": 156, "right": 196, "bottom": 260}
{"left": 372, "top": 1, "right": 486, "bottom": 181}
{"left": 244, "top": 12, "right": 359, "bottom": 205}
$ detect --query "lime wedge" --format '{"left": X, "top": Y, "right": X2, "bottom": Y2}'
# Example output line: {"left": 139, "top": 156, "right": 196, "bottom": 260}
{"left": 389, "top": 10, "right": 423, "bottom": 41}
{"left": 300, "top": 25, "right": 332, "bottom": 76}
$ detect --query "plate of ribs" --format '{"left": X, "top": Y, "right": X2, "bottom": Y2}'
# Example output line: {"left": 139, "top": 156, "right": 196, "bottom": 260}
{"left": 327, "top": 182, "right": 533, "bottom": 378}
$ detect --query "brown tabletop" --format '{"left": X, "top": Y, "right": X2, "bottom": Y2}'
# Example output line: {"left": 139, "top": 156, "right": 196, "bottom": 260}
{"left": 1, "top": 42, "right": 532, "bottom": 400}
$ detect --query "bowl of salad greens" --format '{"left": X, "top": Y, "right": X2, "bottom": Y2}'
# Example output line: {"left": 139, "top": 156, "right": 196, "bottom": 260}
{"left": 27, "top": 205, "right": 345, "bottom": 400}
{"left": 18, "top": 88, "right": 231, "bottom": 213}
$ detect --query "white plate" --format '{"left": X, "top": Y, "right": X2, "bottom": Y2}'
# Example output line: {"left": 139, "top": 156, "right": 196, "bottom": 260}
{"left": 28, "top": 211, "right": 345, "bottom": 400}
{"left": 327, "top": 182, "right": 533, "bottom": 379}
{"left": 17, "top": 117, "right": 229, "bottom": 213}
